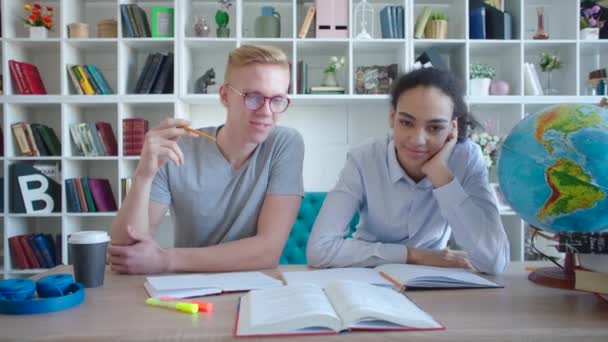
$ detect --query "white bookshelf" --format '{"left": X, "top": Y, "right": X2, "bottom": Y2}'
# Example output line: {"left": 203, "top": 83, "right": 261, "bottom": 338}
{"left": 1, "top": 0, "right": 605, "bottom": 278}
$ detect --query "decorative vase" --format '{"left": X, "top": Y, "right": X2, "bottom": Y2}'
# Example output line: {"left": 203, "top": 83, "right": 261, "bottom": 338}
{"left": 543, "top": 71, "right": 558, "bottom": 95}
{"left": 489, "top": 80, "right": 510, "bottom": 95}
{"left": 580, "top": 27, "right": 599, "bottom": 40}
{"left": 254, "top": 6, "right": 281, "bottom": 38}
{"left": 29, "top": 26, "right": 48, "bottom": 39}
{"left": 193, "top": 17, "right": 210, "bottom": 37}
{"left": 217, "top": 26, "right": 230, "bottom": 38}
{"left": 470, "top": 78, "right": 492, "bottom": 96}
{"left": 533, "top": 7, "right": 549, "bottom": 40}
{"left": 322, "top": 72, "right": 339, "bottom": 87}
{"left": 424, "top": 19, "right": 448, "bottom": 39}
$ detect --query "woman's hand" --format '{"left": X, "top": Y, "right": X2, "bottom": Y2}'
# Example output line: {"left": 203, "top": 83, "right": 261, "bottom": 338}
{"left": 407, "top": 247, "right": 473, "bottom": 269}
{"left": 134, "top": 118, "right": 198, "bottom": 181}
{"left": 421, "top": 124, "right": 458, "bottom": 187}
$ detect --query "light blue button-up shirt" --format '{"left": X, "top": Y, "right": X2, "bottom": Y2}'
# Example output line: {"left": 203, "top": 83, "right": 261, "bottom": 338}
{"left": 307, "top": 135, "right": 510, "bottom": 274}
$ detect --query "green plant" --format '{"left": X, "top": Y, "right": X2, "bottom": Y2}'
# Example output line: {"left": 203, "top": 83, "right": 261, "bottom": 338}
{"left": 538, "top": 51, "right": 562, "bottom": 72}
{"left": 429, "top": 10, "right": 448, "bottom": 21}
{"left": 324, "top": 56, "right": 346, "bottom": 74}
{"left": 215, "top": 0, "right": 232, "bottom": 28}
{"left": 469, "top": 63, "right": 496, "bottom": 80}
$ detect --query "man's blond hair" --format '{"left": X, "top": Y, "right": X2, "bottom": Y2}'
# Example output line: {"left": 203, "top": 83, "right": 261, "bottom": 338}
{"left": 225, "top": 45, "right": 289, "bottom": 82}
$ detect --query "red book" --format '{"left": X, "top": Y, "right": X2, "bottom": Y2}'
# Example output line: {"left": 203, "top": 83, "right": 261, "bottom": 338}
{"left": 19, "top": 62, "right": 47, "bottom": 94}
{"left": 19, "top": 234, "right": 40, "bottom": 268}
{"left": 87, "top": 178, "right": 118, "bottom": 212}
{"left": 8, "top": 60, "right": 30, "bottom": 94}
{"left": 96, "top": 122, "right": 118, "bottom": 156}
{"left": 8, "top": 236, "right": 29, "bottom": 269}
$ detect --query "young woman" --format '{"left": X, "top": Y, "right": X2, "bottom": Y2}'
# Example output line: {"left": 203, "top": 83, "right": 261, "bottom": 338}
{"left": 307, "top": 68, "right": 509, "bottom": 274}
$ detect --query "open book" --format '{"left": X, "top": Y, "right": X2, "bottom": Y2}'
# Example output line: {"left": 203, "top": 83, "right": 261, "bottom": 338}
{"left": 283, "top": 264, "right": 500, "bottom": 289}
{"left": 144, "top": 271, "right": 283, "bottom": 298}
{"left": 235, "top": 280, "right": 444, "bottom": 337}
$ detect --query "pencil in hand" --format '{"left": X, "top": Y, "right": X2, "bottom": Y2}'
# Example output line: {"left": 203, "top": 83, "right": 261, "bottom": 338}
{"left": 180, "top": 126, "right": 216, "bottom": 141}
{"left": 379, "top": 271, "right": 406, "bottom": 293}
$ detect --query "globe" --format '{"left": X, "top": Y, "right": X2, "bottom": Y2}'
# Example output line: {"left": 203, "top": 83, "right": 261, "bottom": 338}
{"left": 498, "top": 103, "right": 608, "bottom": 233}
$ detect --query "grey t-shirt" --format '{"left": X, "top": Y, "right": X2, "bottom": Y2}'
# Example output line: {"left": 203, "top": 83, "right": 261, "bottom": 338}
{"left": 150, "top": 125, "right": 305, "bottom": 248}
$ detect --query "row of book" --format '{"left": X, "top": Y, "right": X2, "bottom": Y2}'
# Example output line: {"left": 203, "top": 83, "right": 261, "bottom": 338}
{"left": 123, "top": 118, "right": 149, "bottom": 156}
{"left": 8, "top": 59, "right": 47, "bottom": 94}
{"left": 380, "top": 6, "right": 405, "bottom": 39}
{"left": 11, "top": 122, "right": 61, "bottom": 156}
{"left": 67, "top": 64, "right": 114, "bottom": 95}
{"left": 65, "top": 177, "right": 117, "bottom": 213}
{"left": 134, "top": 52, "right": 174, "bottom": 94}
{"left": 469, "top": 1, "right": 512, "bottom": 40}
{"left": 120, "top": 3, "right": 152, "bottom": 38}
{"left": 523, "top": 62, "right": 544, "bottom": 96}
{"left": 8, "top": 233, "right": 61, "bottom": 269}
{"left": 69, "top": 122, "right": 118, "bottom": 157}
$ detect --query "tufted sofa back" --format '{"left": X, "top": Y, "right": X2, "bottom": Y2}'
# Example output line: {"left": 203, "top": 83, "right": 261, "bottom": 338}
{"left": 279, "top": 192, "right": 358, "bottom": 264}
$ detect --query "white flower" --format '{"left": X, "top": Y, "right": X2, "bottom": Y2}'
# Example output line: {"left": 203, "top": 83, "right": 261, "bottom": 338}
{"left": 330, "top": 56, "right": 338, "bottom": 63}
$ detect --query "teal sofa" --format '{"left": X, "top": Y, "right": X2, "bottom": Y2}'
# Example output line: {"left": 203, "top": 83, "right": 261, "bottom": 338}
{"left": 279, "top": 192, "right": 358, "bottom": 264}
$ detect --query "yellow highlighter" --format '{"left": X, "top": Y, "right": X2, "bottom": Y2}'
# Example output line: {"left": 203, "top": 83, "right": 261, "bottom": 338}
{"left": 145, "top": 298, "right": 199, "bottom": 314}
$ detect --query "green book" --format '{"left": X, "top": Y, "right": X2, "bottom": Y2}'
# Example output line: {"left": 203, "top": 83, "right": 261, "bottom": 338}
{"left": 80, "top": 178, "right": 97, "bottom": 212}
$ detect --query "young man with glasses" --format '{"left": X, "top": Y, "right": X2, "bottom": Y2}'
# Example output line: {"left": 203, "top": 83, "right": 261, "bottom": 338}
{"left": 109, "top": 45, "right": 304, "bottom": 274}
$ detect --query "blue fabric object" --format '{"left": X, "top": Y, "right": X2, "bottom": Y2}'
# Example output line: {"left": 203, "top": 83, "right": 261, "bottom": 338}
{"left": 279, "top": 192, "right": 358, "bottom": 264}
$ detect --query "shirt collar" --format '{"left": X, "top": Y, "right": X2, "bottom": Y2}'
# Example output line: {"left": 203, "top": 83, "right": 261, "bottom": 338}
{"left": 387, "top": 138, "right": 433, "bottom": 188}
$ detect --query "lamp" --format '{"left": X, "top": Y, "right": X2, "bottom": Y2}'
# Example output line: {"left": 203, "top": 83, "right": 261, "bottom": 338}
{"left": 354, "top": 0, "right": 374, "bottom": 39}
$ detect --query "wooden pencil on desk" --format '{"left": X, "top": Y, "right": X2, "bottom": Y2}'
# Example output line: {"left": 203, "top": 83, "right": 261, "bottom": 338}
{"left": 181, "top": 126, "right": 216, "bottom": 141}
{"left": 379, "top": 271, "right": 406, "bottom": 293}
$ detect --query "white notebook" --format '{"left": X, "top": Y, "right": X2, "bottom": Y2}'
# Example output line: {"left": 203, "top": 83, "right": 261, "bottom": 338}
{"left": 283, "top": 264, "right": 500, "bottom": 290}
{"left": 144, "top": 271, "right": 283, "bottom": 299}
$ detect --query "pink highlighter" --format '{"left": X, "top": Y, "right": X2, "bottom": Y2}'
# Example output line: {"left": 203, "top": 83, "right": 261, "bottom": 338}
{"left": 159, "top": 296, "right": 213, "bottom": 313}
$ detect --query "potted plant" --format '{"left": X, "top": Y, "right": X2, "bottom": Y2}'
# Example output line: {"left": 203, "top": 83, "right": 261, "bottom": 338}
{"left": 23, "top": 3, "right": 54, "bottom": 38}
{"left": 538, "top": 51, "right": 562, "bottom": 95}
{"left": 580, "top": 4, "right": 605, "bottom": 40}
{"left": 469, "top": 63, "right": 495, "bottom": 96}
{"left": 322, "top": 56, "right": 346, "bottom": 87}
{"left": 215, "top": 0, "right": 233, "bottom": 37}
{"left": 424, "top": 10, "right": 448, "bottom": 39}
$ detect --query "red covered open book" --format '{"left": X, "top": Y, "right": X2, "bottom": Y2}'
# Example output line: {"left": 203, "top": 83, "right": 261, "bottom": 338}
{"left": 234, "top": 280, "right": 444, "bottom": 337}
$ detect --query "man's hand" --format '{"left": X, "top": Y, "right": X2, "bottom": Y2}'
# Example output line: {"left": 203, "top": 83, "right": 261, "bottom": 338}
{"left": 107, "top": 225, "right": 170, "bottom": 275}
{"left": 407, "top": 247, "right": 473, "bottom": 269}
{"left": 135, "top": 117, "right": 199, "bottom": 180}
{"left": 421, "top": 124, "right": 458, "bottom": 187}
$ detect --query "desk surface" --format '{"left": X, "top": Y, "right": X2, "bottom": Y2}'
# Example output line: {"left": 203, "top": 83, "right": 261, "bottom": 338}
{"left": 1, "top": 263, "right": 607, "bottom": 341}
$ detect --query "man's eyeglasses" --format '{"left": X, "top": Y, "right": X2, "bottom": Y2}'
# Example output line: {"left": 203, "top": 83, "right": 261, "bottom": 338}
{"left": 227, "top": 85, "right": 291, "bottom": 114}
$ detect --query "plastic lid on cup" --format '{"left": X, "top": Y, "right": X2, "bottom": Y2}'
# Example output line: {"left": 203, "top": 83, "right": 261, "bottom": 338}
{"left": 68, "top": 231, "right": 110, "bottom": 244}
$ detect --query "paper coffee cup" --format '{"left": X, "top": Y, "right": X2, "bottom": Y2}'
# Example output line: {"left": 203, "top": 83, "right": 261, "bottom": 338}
{"left": 68, "top": 231, "right": 110, "bottom": 288}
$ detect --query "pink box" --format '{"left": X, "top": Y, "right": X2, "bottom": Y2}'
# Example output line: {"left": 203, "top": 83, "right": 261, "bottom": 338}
{"left": 315, "top": 0, "right": 349, "bottom": 38}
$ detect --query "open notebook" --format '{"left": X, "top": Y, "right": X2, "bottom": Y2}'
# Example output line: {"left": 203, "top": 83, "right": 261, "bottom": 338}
{"left": 144, "top": 271, "right": 283, "bottom": 298}
{"left": 282, "top": 264, "right": 500, "bottom": 289}
{"left": 235, "top": 280, "right": 444, "bottom": 337}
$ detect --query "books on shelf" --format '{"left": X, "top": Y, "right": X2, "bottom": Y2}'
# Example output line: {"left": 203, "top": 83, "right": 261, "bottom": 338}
{"left": 8, "top": 60, "right": 47, "bottom": 95}
{"left": 235, "top": 280, "right": 444, "bottom": 337}
{"left": 67, "top": 64, "right": 114, "bottom": 95}
{"left": 380, "top": 5, "right": 405, "bottom": 39}
{"left": 69, "top": 121, "right": 118, "bottom": 157}
{"left": 120, "top": 4, "right": 151, "bottom": 38}
{"left": 121, "top": 178, "right": 132, "bottom": 200}
{"left": 65, "top": 177, "right": 117, "bottom": 213}
{"left": 122, "top": 118, "right": 149, "bottom": 156}
{"left": 283, "top": 264, "right": 501, "bottom": 289}
{"left": 144, "top": 271, "right": 283, "bottom": 299}
{"left": 524, "top": 62, "right": 544, "bottom": 96}
{"left": 413, "top": 6, "right": 432, "bottom": 39}
{"left": 133, "top": 52, "right": 174, "bottom": 94}
{"left": 8, "top": 233, "right": 62, "bottom": 269}
{"left": 557, "top": 232, "right": 608, "bottom": 254}
{"left": 298, "top": 6, "right": 316, "bottom": 38}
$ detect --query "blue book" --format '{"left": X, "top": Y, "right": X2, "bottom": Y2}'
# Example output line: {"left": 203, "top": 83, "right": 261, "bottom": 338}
{"left": 395, "top": 6, "right": 404, "bottom": 38}
{"left": 379, "top": 7, "right": 390, "bottom": 39}
{"left": 86, "top": 64, "right": 114, "bottom": 94}
{"left": 469, "top": 6, "right": 486, "bottom": 39}
{"left": 65, "top": 179, "right": 81, "bottom": 212}
{"left": 120, "top": 5, "right": 135, "bottom": 38}
{"left": 387, "top": 6, "right": 395, "bottom": 38}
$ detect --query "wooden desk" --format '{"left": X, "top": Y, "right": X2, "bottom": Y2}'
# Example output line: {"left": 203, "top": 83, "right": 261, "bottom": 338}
{"left": 1, "top": 263, "right": 607, "bottom": 341}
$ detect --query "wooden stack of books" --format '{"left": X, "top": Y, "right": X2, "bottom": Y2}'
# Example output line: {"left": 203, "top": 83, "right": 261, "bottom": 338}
{"left": 69, "top": 121, "right": 118, "bottom": 157}
{"left": 11, "top": 122, "right": 61, "bottom": 156}
{"left": 8, "top": 60, "right": 47, "bottom": 94}
{"left": 123, "top": 118, "right": 149, "bottom": 156}
{"left": 65, "top": 177, "right": 117, "bottom": 213}
{"left": 8, "top": 233, "right": 61, "bottom": 269}
{"left": 119, "top": 3, "right": 151, "bottom": 38}
{"left": 134, "top": 52, "right": 174, "bottom": 94}
{"left": 67, "top": 64, "right": 114, "bottom": 95}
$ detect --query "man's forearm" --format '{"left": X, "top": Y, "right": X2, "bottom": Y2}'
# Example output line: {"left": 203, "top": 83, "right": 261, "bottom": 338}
{"left": 110, "top": 176, "right": 154, "bottom": 245}
{"left": 165, "top": 235, "right": 281, "bottom": 272}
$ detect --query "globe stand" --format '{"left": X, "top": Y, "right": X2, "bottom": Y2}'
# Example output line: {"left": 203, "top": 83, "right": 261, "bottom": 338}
{"left": 528, "top": 252, "right": 576, "bottom": 289}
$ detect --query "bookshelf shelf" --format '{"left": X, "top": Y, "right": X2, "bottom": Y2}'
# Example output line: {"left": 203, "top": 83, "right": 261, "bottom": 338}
{"left": 1, "top": 0, "right": 604, "bottom": 277}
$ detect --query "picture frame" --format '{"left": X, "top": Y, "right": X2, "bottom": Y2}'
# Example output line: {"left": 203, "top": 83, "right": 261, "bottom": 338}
{"left": 354, "top": 64, "right": 398, "bottom": 94}
{"left": 151, "top": 6, "right": 175, "bottom": 38}
{"left": 490, "top": 183, "right": 511, "bottom": 212}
